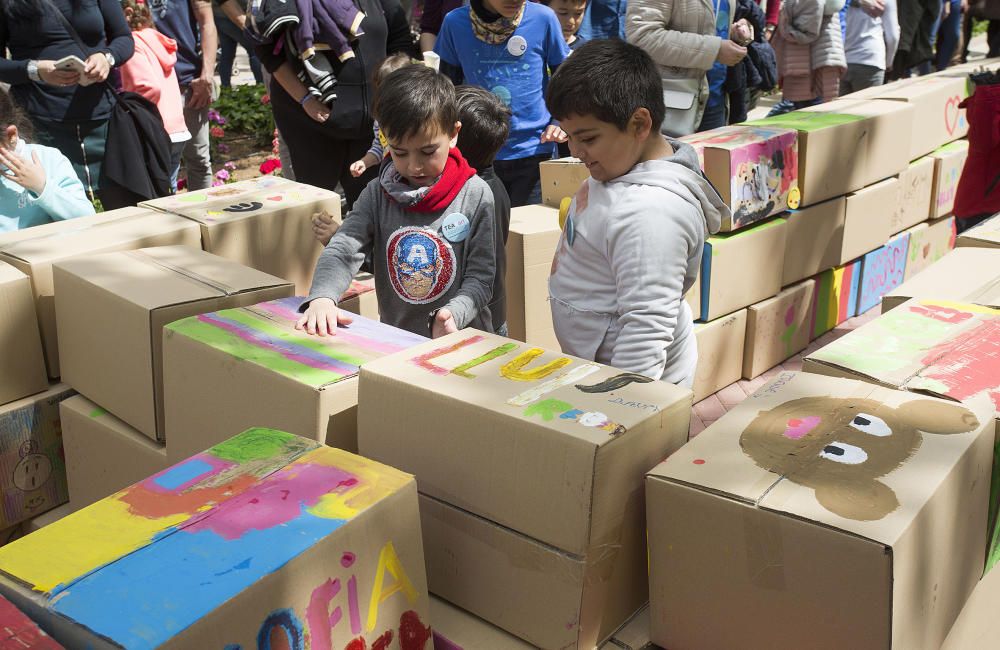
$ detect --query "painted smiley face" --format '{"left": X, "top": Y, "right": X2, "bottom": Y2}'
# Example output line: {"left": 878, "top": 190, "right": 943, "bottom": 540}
{"left": 13, "top": 453, "right": 52, "bottom": 493}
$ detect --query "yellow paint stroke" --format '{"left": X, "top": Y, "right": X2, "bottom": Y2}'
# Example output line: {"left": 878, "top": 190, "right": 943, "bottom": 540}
{"left": 500, "top": 348, "right": 572, "bottom": 382}
{"left": 0, "top": 497, "right": 190, "bottom": 594}
{"left": 305, "top": 447, "right": 412, "bottom": 521}
{"left": 914, "top": 300, "right": 999, "bottom": 316}
{"left": 367, "top": 541, "right": 418, "bottom": 632}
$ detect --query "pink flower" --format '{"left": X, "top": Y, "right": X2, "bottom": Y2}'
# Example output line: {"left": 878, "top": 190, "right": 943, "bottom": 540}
{"left": 259, "top": 159, "right": 282, "bottom": 175}
{"left": 261, "top": 94, "right": 271, "bottom": 105}
{"left": 177, "top": 178, "right": 187, "bottom": 191}
{"left": 215, "top": 169, "right": 230, "bottom": 181}
{"left": 224, "top": 161, "right": 237, "bottom": 171}
{"left": 212, "top": 179, "right": 224, "bottom": 187}
{"left": 208, "top": 109, "right": 222, "bottom": 123}
{"left": 210, "top": 126, "right": 225, "bottom": 138}
{"left": 217, "top": 143, "right": 230, "bottom": 154}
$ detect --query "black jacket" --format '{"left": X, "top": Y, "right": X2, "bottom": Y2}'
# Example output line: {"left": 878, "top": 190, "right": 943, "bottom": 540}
{"left": 103, "top": 91, "right": 173, "bottom": 203}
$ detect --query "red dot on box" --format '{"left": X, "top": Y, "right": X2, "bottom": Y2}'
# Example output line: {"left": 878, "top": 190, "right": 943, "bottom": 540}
{"left": 693, "top": 459, "right": 706, "bottom": 465}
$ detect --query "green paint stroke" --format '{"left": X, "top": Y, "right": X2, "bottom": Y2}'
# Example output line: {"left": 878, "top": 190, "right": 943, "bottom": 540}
{"left": 89, "top": 407, "right": 108, "bottom": 418}
{"left": 451, "top": 343, "right": 518, "bottom": 378}
{"left": 707, "top": 217, "right": 784, "bottom": 246}
{"left": 744, "top": 112, "right": 865, "bottom": 133}
{"left": 209, "top": 427, "right": 300, "bottom": 463}
{"left": 987, "top": 440, "right": 1000, "bottom": 573}
{"left": 936, "top": 140, "right": 969, "bottom": 154}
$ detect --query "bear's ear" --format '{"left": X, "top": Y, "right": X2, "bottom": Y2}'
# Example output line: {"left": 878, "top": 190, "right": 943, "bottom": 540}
{"left": 896, "top": 399, "right": 980, "bottom": 435}
{"left": 813, "top": 479, "right": 900, "bottom": 521}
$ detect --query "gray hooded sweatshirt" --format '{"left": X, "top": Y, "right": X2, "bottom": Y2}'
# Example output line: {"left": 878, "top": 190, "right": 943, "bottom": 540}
{"left": 548, "top": 138, "right": 727, "bottom": 387}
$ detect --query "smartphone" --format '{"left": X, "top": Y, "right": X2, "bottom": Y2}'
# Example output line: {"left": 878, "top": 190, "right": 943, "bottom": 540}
{"left": 54, "top": 55, "right": 86, "bottom": 72}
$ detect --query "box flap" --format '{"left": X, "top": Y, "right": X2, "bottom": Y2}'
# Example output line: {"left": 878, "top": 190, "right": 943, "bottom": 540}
{"left": 649, "top": 371, "right": 991, "bottom": 546}
{"left": 884, "top": 248, "right": 1000, "bottom": 309}
{"left": 957, "top": 213, "right": 1000, "bottom": 247}
{"left": 680, "top": 124, "right": 798, "bottom": 149}
{"left": 0, "top": 260, "right": 27, "bottom": 284}
{"left": 166, "top": 297, "right": 427, "bottom": 389}
{"left": 509, "top": 205, "right": 560, "bottom": 235}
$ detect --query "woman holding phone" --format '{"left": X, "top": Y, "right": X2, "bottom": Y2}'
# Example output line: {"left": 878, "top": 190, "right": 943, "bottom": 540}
{"left": 0, "top": 0, "right": 134, "bottom": 207}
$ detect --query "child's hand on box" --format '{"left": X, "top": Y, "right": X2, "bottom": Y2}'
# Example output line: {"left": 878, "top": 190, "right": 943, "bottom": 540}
{"left": 295, "top": 298, "right": 354, "bottom": 336}
{"left": 432, "top": 308, "right": 458, "bottom": 338}
{"left": 312, "top": 210, "right": 339, "bottom": 246}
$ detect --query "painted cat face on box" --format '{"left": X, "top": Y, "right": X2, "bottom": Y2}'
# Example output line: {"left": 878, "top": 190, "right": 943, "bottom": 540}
{"left": 740, "top": 397, "right": 979, "bottom": 521}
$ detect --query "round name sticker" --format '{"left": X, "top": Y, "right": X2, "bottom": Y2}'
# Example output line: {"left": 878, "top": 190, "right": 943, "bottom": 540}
{"left": 507, "top": 35, "right": 528, "bottom": 57}
{"left": 441, "top": 213, "right": 471, "bottom": 243}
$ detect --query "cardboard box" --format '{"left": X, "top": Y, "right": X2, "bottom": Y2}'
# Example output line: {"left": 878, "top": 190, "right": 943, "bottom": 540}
{"left": 810, "top": 260, "right": 862, "bottom": 339}
{"left": 339, "top": 273, "right": 379, "bottom": 320}
{"left": 163, "top": 297, "right": 426, "bottom": 463}
{"left": 359, "top": 331, "right": 693, "bottom": 648}
{"left": 842, "top": 177, "right": 901, "bottom": 264}
{"left": 22, "top": 503, "right": 72, "bottom": 535}
{"left": 647, "top": 371, "right": 993, "bottom": 650}
{"left": 902, "top": 215, "right": 955, "bottom": 280}
{"left": 824, "top": 99, "right": 914, "bottom": 186}
{"left": 680, "top": 125, "right": 800, "bottom": 230}
{"left": 693, "top": 309, "right": 748, "bottom": 402}
{"left": 929, "top": 140, "right": 969, "bottom": 218}
{"left": 956, "top": 213, "right": 1000, "bottom": 249}
{"left": 0, "top": 385, "right": 74, "bottom": 529}
{"left": 0, "top": 428, "right": 430, "bottom": 649}
{"left": 504, "top": 205, "right": 561, "bottom": 348}
{"left": 700, "top": 219, "right": 787, "bottom": 321}
{"left": 882, "top": 247, "right": 1000, "bottom": 312}
{"left": 539, "top": 158, "right": 590, "bottom": 208}
{"left": 942, "top": 569, "right": 1000, "bottom": 649}
{"left": 893, "top": 157, "right": 935, "bottom": 233}
{"left": 743, "top": 280, "right": 815, "bottom": 380}
{"left": 143, "top": 178, "right": 337, "bottom": 294}
{"left": 744, "top": 109, "right": 869, "bottom": 206}
{"left": 54, "top": 246, "right": 294, "bottom": 441}
{"left": 780, "top": 196, "right": 847, "bottom": 287}
{"left": 0, "top": 594, "right": 62, "bottom": 649}
{"left": 0, "top": 262, "right": 47, "bottom": 405}
{"left": 60, "top": 396, "right": 168, "bottom": 510}
{"left": 598, "top": 606, "right": 653, "bottom": 650}
{"left": 0, "top": 207, "right": 201, "bottom": 378}
{"left": 429, "top": 595, "right": 534, "bottom": 650}
{"left": 856, "top": 231, "right": 911, "bottom": 314}
{"left": 868, "top": 75, "right": 969, "bottom": 160}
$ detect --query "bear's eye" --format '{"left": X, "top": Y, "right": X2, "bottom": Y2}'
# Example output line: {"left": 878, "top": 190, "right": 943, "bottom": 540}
{"left": 849, "top": 413, "right": 891, "bottom": 437}
{"left": 820, "top": 442, "right": 868, "bottom": 465}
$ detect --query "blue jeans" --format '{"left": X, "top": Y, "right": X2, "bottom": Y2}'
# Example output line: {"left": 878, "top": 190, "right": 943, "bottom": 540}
{"left": 216, "top": 15, "right": 263, "bottom": 87}
{"left": 935, "top": 0, "right": 961, "bottom": 71}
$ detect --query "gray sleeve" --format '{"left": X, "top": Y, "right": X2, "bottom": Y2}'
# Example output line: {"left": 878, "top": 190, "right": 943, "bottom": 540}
{"left": 302, "top": 184, "right": 377, "bottom": 309}
{"left": 367, "top": 122, "right": 384, "bottom": 160}
{"left": 444, "top": 189, "right": 496, "bottom": 329}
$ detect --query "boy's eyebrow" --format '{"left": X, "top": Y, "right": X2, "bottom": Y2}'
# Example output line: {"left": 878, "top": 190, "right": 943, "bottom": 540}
{"left": 568, "top": 127, "right": 599, "bottom": 136}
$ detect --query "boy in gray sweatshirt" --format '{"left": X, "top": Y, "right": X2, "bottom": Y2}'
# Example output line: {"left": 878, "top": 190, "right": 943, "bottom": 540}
{"left": 545, "top": 40, "right": 728, "bottom": 388}
{"left": 297, "top": 65, "right": 497, "bottom": 338}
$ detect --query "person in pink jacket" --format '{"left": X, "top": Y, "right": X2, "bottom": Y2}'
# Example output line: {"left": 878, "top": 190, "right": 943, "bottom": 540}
{"left": 119, "top": 0, "right": 192, "bottom": 192}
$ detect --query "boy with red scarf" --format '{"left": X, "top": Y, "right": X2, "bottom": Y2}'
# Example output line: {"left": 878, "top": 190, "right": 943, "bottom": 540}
{"left": 297, "top": 66, "right": 497, "bottom": 339}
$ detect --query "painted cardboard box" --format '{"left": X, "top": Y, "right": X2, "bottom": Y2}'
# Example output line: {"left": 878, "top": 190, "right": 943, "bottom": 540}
{"left": 810, "top": 260, "right": 862, "bottom": 339}
{"left": 53, "top": 246, "right": 293, "bottom": 442}
{"left": 942, "top": 562, "right": 1000, "bottom": 649}
{"left": 680, "top": 125, "right": 799, "bottom": 231}
{"left": 819, "top": 99, "right": 914, "bottom": 187}
{"left": 929, "top": 140, "right": 969, "bottom": 218}
{"left": 882, "top": 248, "right": 1000, "bottom": 312}
{"left": 359, "top": 331, "right": 693, "bottom": 648}
{"left": 869, "top": 75, "right": 969, "bottom": 160}
{"left": 700, "top": 218, "right": 787, "bottom": 321}
{"left": 505, "top": 205, "right": 561, "bottom": 348}
{"left": 163, "top": 297, "right": 425, "bottom": 463}
{"left": 0, "top": 207, "right": 201, "bottom": 378}
{"left": 842, "top": 177, "right": 901, "bottom": 264}
{"left": 646, "top": 371, "right": 993, "bottom": 650}
{"left": 0, "top": 262, "right": 47, "bottom": 406}
{"left": 60, "top": 396, "right": 168, "bottom": 511}
{"left": 22, "top": 503, "right": 71, "bottom": 535}
{"left": 780, "top": 196, "right": 847, "bottom": 287}
{"left": 743, "top": 279, "right": 815, "bottom": 380}
{"left": 693, "top": 309, "right": 748, "bottom": 402}
{"left": 430, "top": 596, "right": 534, "bottom": 650}
{"left": 340, "top": 274, "right": 379, "bottom": 320}
{"left": 744, "top": 110, "right": 868, "bottom": 207}
{"left": 902, "top": 215, "right": 955, "bottom": 280}
{"left": 142, "top": 177, "right": 338, "bottom": 294}
{"left": 0, "top": 593, "right": 63, "bottom": 649}
{"left": 0, "top": 385, "right": 74, "bottom": 529}
{"left": 856, "top": 231, "right": 910, "bottom": 314}
{"left": 956, "top": 212, "right": 1000, "bottom": 249}
{"left": 0, "top": 428, "right": 431, "bottom": 649}
{"left": 893, "top": 157, "right": 935, "bottom": 233}
{"left": 539, "top": 158, "right": 590, "bottom": 208}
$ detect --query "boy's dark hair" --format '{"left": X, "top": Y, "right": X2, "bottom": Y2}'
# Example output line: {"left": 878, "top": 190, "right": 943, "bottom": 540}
{"left": 455, "top": 85, "right": 511, "bottom": 169}
{"left": 0, "top": 87, "right": 32, "bottom": 141}
{"left": 374, "top": 65, "right": 458, "bottom": 142}
{"left": 546, "top": 39, "right": 665, "bottom": 131}
{"left": 372, "top": 53, "right": 412, "bottom": 91}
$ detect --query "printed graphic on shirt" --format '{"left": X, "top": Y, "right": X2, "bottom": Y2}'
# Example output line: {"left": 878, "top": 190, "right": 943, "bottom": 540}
{"left": 386, "top": 227, "right": 456, "bottom": 304}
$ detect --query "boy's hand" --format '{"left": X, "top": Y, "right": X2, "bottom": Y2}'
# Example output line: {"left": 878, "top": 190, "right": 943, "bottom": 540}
{"left": 295, "top": 298, "right": 353, "bottom": 336}
{"left": 349, "top": 159, "right": 367, "bottom": 177}
{"left": 541, "top": 124, "right": 568, "bottom": 144}
{"left": 432, "top": 308, "right": 458, "bottom": 338}
{"left": 311, "top": 210, "right": 339, "bottom": 246}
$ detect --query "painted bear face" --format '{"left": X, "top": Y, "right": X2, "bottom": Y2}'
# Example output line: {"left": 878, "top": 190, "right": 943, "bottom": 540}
{"left": 740, "top": 397, "right": 979, "bottom": 521}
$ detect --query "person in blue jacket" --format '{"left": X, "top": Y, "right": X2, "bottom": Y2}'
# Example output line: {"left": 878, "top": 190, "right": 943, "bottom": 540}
{"left": 0, "top": 88, "right": 94, "bottom": 233}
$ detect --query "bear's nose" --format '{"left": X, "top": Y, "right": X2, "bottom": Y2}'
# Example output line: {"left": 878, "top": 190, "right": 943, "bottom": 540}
{"left": 783, "top": 416, "right": 821, "bottom": 440}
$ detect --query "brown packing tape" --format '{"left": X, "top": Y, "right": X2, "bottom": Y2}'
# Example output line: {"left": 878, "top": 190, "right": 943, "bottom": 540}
{"left": 123, "top": 249, "right": 240, "bottom": 296}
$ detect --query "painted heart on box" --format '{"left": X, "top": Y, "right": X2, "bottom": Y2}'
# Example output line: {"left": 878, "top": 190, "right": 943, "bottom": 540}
{"left": 944, "top": 96, "right": 961, "bottom": 136}
{"left": 268, "top": 195, "right": 284, "bottom": 202}
{"left": 923, "top": 243, "right": 931, "bottom": 259}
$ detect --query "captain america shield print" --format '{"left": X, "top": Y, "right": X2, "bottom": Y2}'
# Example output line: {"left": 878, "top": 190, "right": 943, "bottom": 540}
{"left": 386, "top": 227, "right": 457, "bottom": 304}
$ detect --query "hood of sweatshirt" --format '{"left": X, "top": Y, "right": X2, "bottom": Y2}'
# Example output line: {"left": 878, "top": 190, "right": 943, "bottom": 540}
{"left": 610, "top": 137, "right": 727, "bottom": 236}
{"left": 135, "top": 27, "right": 178, "bottom": 74}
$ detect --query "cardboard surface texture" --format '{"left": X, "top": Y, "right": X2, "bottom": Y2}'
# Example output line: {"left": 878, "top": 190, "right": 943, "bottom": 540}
{"left": 700, "top": 219, "right": 787, "bottom": 321}
{"left": 142, "top": 177, "right": 336, "bottom": 294}
{"left": 339, "top": 274, "right": 379, "bottom": 320}
{"left": 60, "top": 396, "right": 168, "bottom": 511}
{"left": 780, "top": 196, "right": 847, "bottom": 287}
{"left": 0, "top": 207, "right": 201, "bottom": 377}
{"left": 0, "top": 385, "right": 74, "bottom": 530}
{"left": 680, "top": 125, "right": 799, "bottom": 230}
{"left": 359, "top": 331, "right": 692, "bottom": 648}
{"left": 893, "top": 157, "right": 935, "bottom": 233}
{"left": 857, "top": 231, "right": 910, "bottom": 314}
{"left": 693, "top": 309, "right": 748, "bottom": 402}
{"left": 824, "top": 99, "right": 914, "bottom": 186}
{"left": 929, "top": 140, "right": 969, "bottom": 218}
{"left": 810, "top": 260, "right": 862, "bottom": 339}
{"left": 0, "top": 428, "right": 431, "bottom": 650}
{"left": 882, "top": 247, "right": 1000, "bottom": 312}
{"left": 646, "top": 371, "right": 993, "bottom": 650}
{"left": 505, "top": 205, "right": 560, "bottom": 348}
{"left": 956, "top": 213, "right": 1000, "bottom": 248}
{"left": 902, "top": 216, "right": 955, "bottom": 280}
{"left": 869, "top": 76, "right": 969, "bottom": 160}
{"left": 598, "top": 606, "right": 653, "bottom": 650}
{"left": 842, "top": 177, "right": 900, "bottom": 264}
{"left": 743, "top": 280, "right": 815, "bottom": 380}
{"left": 0, "top": 262, "right": 47, "bottom": 405}
{"left": 429, "top": 596, "right": 534, "bottom": 650}
{"left": 54, "top": 246, "right": 294, "bottom": 441}
{"left": 941, "top": 566, "right": 1000, "bottom": 650}
{"left": 539, "top": 158, "right": 590, "bottom": 208}
{"left": 163, "top": 297, "right": 425, "bottom": 463}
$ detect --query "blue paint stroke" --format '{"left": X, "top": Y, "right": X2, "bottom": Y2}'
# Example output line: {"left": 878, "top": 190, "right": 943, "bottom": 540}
{"left": 153, "top": 459, "right": 214, "bottom": 491}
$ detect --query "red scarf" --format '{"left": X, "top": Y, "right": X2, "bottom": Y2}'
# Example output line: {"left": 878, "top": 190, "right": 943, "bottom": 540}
{"left": 410, "top": 149, "right": 476, "bottom": 213}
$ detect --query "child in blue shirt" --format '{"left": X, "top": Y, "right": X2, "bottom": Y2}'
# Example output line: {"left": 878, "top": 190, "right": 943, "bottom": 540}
{"left": 434, "top": 0, "right": 570, "bottom": 207}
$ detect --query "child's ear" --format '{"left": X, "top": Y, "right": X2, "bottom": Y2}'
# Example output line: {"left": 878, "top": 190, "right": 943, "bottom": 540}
{"left": 5, "top": 125, "right": 17, "bottom": 147}
{"left": 450, "top": 121, "right": 462, "bottom": 148}
{"left": 631, "top": 108, "right": 653, "bottom": 139}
